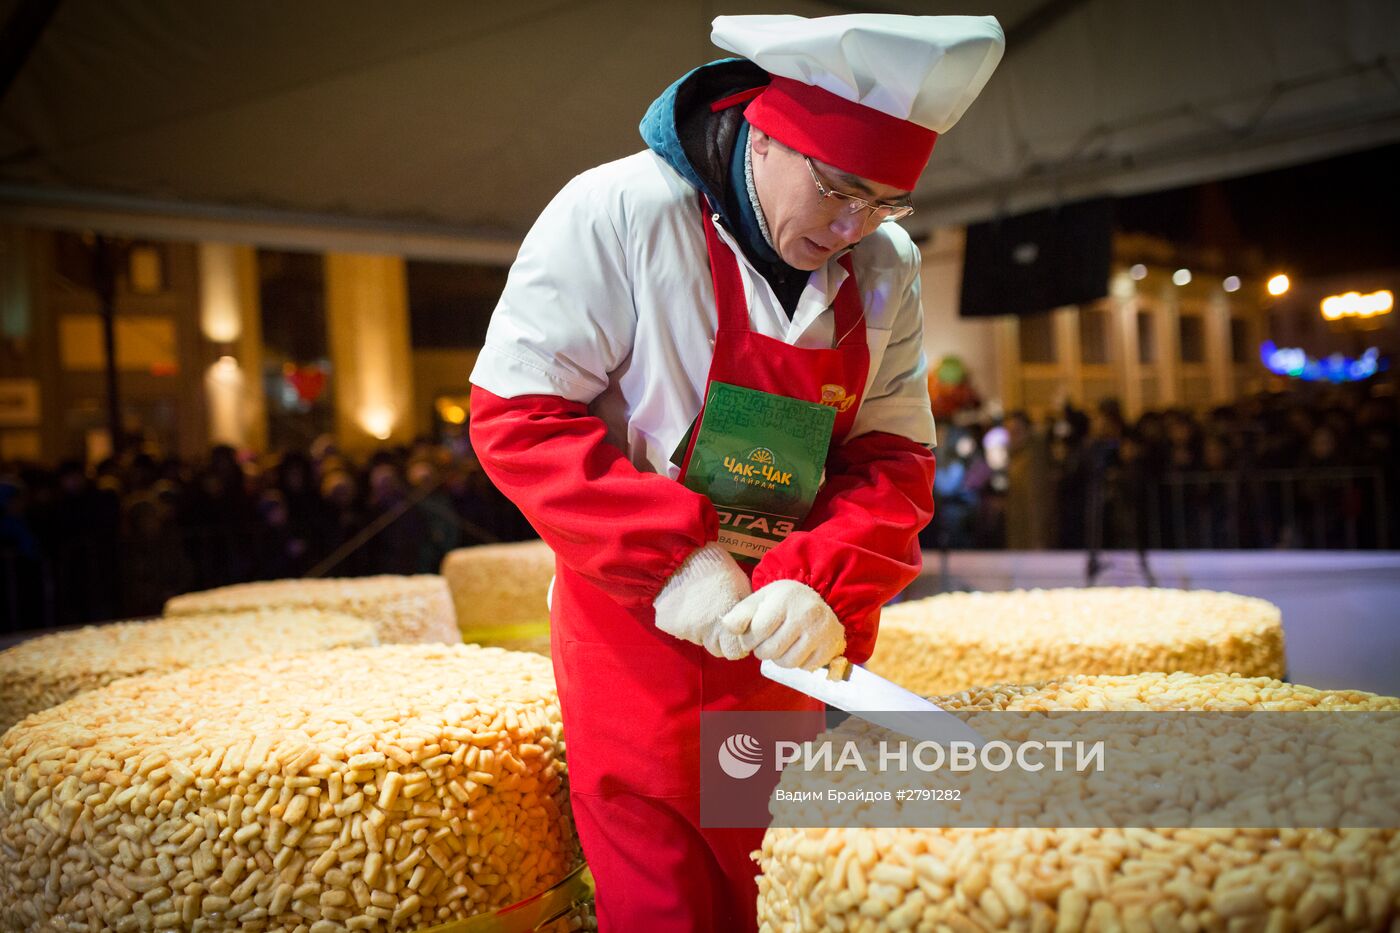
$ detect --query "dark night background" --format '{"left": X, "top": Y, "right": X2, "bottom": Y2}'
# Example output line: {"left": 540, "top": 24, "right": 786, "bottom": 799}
{"left": 1116, "top": 142, "right": 1399, "bottom": 278}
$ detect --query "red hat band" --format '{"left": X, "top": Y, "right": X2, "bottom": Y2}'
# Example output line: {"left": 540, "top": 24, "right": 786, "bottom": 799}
{"left": 743, "top": 75, "right": 937, "bottom": 191}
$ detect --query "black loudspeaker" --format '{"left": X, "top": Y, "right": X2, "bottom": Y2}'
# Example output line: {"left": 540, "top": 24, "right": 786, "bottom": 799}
{"left": 959, "top": 198, "right": 1113, "bottom": 318}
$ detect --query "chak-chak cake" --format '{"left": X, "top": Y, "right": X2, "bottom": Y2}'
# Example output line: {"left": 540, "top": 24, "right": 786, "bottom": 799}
{"left": 0, "top": 644, "right": 579, "bottom": 931}
{"left": 757, "top": 672, "right": 1399, "bottom": 933}
{"left": 867, "top": 588, "right": 1285, "bottom": 696}
{"left": 440, "top": 540, "right": 556, "bottom": 654}
{"left": 165, "top": 574, "right": 459, "bottom": 646}
{"left": 0, "top": 609, "right": 375, "bottom": 734}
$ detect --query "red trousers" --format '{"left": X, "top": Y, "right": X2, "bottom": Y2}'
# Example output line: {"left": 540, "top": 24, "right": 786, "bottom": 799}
{"left": 550, "top": 563, "right": 821, "bottom": 931}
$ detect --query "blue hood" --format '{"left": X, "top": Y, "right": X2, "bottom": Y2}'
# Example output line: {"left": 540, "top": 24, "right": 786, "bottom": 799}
{"left": 639, "top": 59, "right": 753, "bottom": 205}
{"left": 640, "top": 58, "right": 782, "bottom": 267}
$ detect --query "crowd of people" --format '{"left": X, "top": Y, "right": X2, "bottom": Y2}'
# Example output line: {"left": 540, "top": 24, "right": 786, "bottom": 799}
{"left": 2, "top": 376, "right": 1395, "bottom": 632}
{"left": 923, "top": 375, "right": 1398, "bottom": 554}
{"left": 0, "top": 433, "right": 533, "bottom": 630}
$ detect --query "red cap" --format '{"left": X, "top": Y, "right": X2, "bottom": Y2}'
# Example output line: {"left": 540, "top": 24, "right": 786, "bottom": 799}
{"left": 743, "top": 76, "right": 937, "bottom": 191}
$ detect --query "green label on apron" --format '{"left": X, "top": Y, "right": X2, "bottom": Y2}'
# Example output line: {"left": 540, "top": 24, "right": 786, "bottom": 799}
{"left": 681, "top": 382, "right": 836, "bottom": 563}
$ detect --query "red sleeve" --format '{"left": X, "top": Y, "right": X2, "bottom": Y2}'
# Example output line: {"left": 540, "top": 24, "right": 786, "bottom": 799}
{"left": 468, "top": 385, "right": 718, "bottom": 613}
{"left": 751, "top": 431, "right": 935, "bottom": 663}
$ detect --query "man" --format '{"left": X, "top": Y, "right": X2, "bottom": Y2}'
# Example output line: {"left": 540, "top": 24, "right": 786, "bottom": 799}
{"left": 469, "top": 14, "right": 1003, "bottom": 930}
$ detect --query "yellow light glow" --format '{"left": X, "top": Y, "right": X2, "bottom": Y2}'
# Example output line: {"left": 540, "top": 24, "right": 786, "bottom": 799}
{"left": 435, "top": 396, "right": 471, "bottom": 425}
{"left": 1267, "top": 274, "right": 1290, "bottom": 297}
{"left": 359, "top": 406, "right": 396, "bottom": 440}
{"left": 205, "top": 357, "right": 247, "bottom": 446}
{"left": 210, "top": 356, "right": 240, "bottom": 383}
{"left": 1320, "top": 290, "right": 1394, "bottom": 321}
{"left": 198, "top": 243, "right": 243, "bottom": 343}
{"left": 129, "top": 246, "right": 164, "bottom": 294}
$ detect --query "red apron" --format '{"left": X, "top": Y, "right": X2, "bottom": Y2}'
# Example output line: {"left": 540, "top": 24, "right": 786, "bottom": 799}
{"left": 550, "top": 203, "right": 870, "bottom": 932}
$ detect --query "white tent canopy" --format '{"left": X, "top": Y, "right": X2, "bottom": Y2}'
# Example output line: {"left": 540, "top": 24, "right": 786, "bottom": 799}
{"left": 2, "top": 0, "right": 1397, "bottom": 260}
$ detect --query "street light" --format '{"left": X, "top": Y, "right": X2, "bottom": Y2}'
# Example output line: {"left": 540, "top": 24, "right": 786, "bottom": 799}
{"left": 1267, "top": 274, "right": 1290, "bottom": 296}
{"left": 1320, "top": 290, "right": 1393, "bottom": 321}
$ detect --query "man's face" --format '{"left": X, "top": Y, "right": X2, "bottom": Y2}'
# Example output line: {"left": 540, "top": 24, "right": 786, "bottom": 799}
{"left": 749, "top": 129, "right": 913, "bottom": 271}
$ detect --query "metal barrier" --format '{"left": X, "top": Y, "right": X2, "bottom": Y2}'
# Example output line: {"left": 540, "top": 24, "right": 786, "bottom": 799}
{"left": 7, "top": 464, "right": 1389, "bottom": 631}
{"left": 1147, "top": 467, "right": 1389, "bottom": 551}
{"left": 306, "top": 477, "right": 499, "bottom": 578}
{"left": 0, "top": 490, "right": 508, "bottom": 632}
{"left": 1079, "top": 464, "right": 1389, "bottom": 585}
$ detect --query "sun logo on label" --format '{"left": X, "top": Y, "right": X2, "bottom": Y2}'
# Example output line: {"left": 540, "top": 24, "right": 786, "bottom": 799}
{"left": 718, "top": 733, "right": 764, "bottom": 779}
{"left": 748, "top": 447, "right": 776, "bottom": 465}
{"left": 820, "top": 384, "right": 856, "bottom": 413}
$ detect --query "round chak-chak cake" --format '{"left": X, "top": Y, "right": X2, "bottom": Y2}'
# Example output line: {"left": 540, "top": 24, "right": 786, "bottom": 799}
{"left": 757, "top": 672, "right": 1400, "bottom": 933}
{"left": 440, "top": 540, "right": 556, "bottom": 655}
{"left": 867, "top": 588, "right": 1285, "bottom": 696}
{"left": 164, "top": 574, "right": 460, "bottom": 646}
{"left": 0, "top": 610, "right": 376, "bottom": 734}
{"left": 0, "top": 644, "right": 578, "bottom": 932}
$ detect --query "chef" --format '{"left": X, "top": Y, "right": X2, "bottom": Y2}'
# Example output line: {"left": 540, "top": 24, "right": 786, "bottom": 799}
{"left": 469, "top": 13, "right": 1004, "bottom": 930}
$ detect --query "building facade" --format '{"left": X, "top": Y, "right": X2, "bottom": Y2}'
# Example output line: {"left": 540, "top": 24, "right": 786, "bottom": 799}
{"left": 6, "top": 221, "right": 1370, "bottom": 466}
{"left": 0, "top": 225, "right": 494, "bottom": 464}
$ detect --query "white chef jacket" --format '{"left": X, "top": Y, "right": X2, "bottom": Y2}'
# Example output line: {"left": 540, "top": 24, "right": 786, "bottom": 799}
{"left": 470, "top": 149, "right": 936, "bottom": 478}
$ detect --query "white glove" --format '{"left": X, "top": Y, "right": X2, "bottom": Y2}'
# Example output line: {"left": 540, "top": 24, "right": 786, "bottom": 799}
{"left": 653, "top": 543, "right": 753, "bottom": 660}
{"left": 721, "top": 580, "right": 846, "bottom": 671}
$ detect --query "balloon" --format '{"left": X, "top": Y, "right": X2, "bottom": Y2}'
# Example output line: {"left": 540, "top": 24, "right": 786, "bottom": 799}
{"left": 936, "top": 355, "right": 966, "bottom": 386}
{"left": 286, "top": 364, "right": 328, "bottom": 403}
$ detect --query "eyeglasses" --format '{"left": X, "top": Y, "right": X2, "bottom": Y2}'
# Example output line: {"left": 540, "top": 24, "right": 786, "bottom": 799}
{"left": 804, "top": 156, "right": 915, "bottom": 224}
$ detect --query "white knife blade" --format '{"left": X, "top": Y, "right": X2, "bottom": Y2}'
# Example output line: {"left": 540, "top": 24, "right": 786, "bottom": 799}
{"left": 760, "top": 659, "right": 985, "bottom": 746}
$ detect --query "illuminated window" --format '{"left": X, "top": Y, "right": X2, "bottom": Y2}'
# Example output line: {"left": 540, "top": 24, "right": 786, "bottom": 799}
{"left": 128, "top": 244, "right": 166, "bottom": 294}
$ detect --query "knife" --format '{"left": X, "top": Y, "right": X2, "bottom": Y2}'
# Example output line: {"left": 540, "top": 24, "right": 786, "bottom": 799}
{"left": 759, "top": 658, "right": 986, "bottom": 747}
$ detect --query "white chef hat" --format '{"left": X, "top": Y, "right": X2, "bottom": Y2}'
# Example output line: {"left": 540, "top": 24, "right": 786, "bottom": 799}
{"left": 710, "top": 14, "right": 1004, "bottom": 190}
